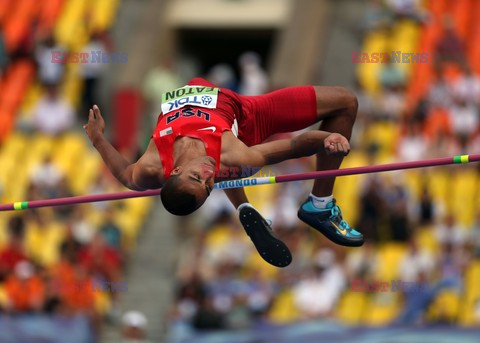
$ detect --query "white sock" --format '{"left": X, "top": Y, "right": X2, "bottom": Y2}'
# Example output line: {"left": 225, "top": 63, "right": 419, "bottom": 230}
{"left": 237, "top": 202, "right": 253, "bottom": 211}
{"left": 310, "top": 194, "right": 333, "bottom": 209}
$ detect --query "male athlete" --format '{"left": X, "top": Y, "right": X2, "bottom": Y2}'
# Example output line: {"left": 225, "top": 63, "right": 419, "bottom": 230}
{"left": 84, "top": 77, "right": 364, "bottom": 268}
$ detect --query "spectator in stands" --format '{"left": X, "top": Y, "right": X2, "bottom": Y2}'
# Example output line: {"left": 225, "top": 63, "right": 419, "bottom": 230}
{"left": 207, "top": 261, "right": 239, "bottom": 315}
{"left": 378, "top": 56, "right": 407, "bottom": 119}
{"left": 448, "top": 93, "right": 479, "bottom": 140}
{"left": 206, "top": 63, "right": 237, "bottom": 91}
{"left": 427, "top": 130, "right": 461, "bottom": 158}
{"left": 172, "top": 273, "right": 207, "bottom": 324}
{"left": 393, "top": 270, "right": 435, "bottom": 325}
{"left": 385, "top": 0, "right": 425, "bottom": 21}
{"left": 435, "top": 17, "right": 467, "bottom": 73}
{"left": 77, "top": 232, "right": 123, "bottom": 284}
{"left": 61, "top": 264, "right": 96, "bottom": 314}
{"left": 357, "top": 174, "right": 385, "bottom": 241}
{"left": 4, "top": 261, "right": 45, "bottom": 313}
{"left": 99, "top": 206, "right": 122, "bottom": 250}
{"left": 428, "top": 71, "right": 453, "bottom": 108}
{"left": 34, "top": 33, "right": 65, "bottom": 86}
{"left": 398, "top": 237, "right": 435, "bottom": 283}
{"left": 434, "top": 214, "right": 467, "bottom": 249}
{"left": 80, "top": 31, "right": 111, "bottom": 116}
{"left": 191, "top": 297, "right": 225, "bottom": 330}
{"left": 122, "top": 310, "right": 149, "bottom": 343}
{"left": 238, "top": 51, "right": 269, "bottom": 96}
{"left": 362, "top": 0, "right": 392, "bottom": 32}
{"left": 385, "top": 182, "right": 411, "bottom": 241}
{"left": 397, "top": 121, "right": 428, "bottom": 162}
{"left": 470, "top": 213, "right": 480, "bottom": 257}
{"left": 292, "top": 248, "right": 346, "bottom": 319}
{"left": 345, "top": 241, "right": 378, "bottom": 280}
{"left": 69, "top": 206, "right": 96, "bottom": 245}
{"left": 418, "top": 184, "right": 438, "bottom": 226}
{"left": 30, "top": 155, "right": 65, "bottom": 199}
{"left": 452, "top": 67, "right": 480, "bottom": 105}
{"left": 0, "top": 217, "right": 28, "bottom": 281}
{"left": 32, "top": 84, "right": 75, "bottom": 136}
{"left": 379, "top": 55, "right": 407, "bottom": 90}
{"left": 52, "top": 178, "right": 75, "bottom": 219}
{"left": 436, "top": 242, "right": 465, "bottom": 290}
{"left": 0, "top": 21, "right": 8, "bottom": 77}
{"left": 59, "top": 224, "right": 83, "bottom": 265}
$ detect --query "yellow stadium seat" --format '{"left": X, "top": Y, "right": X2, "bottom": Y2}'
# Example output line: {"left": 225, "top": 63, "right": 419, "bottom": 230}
{"left": 336, "top": 291, "right": 368, "bottom": 324}
{"left": 243, "top": 251, "right": 279, "bottom": 280}
{"left": 427, "top": 289, "right": 461, "bottom": 323}
{"left": 416, "top": 226, "right": 439, "bottom": 254}
{"left": 89, "top": 0, "right": 120, "bottom": 32}
{"left": 25, "top": 220, "right": 67, "bottom": 267}
{"left": 404, "top": 170, "right": 422, "bottom": 201}
{"left": 54, "top": 0, "right": 89, "bottom": 48}
{"left": 357, "top": 31, "right": 389, "bottom": 94}
{"left": 364, "top": 292, "right": 402, "bottom": 326}
{"left": 375, "top": 243, "right": 407, "bottom": 281}
{"left": 268, "top": 290, "right": 300, "bottom": 324}
{"left": 427, "top": 169, "right": 449, "bottom": 206}
{"left": 94, "top": 290, "right": 112, "bottom": 315}
{"left": 245, "top": 183, "right": 275, "bottom": 214}
{"left": 464, "top": 260, "right": 480, "bottom": 302}
{"left": 449, "top": 169, "right": 478, "bottom": 227}
{"left": 0, "top": 284, "right": 8, "bottom": 308}
{"left": 70, "top": 153, "right": 101, "bottom": 194}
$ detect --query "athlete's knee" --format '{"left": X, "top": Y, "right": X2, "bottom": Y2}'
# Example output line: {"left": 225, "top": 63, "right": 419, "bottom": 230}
{"left": 337, "top": 87, "right": 358, "bottom": 118}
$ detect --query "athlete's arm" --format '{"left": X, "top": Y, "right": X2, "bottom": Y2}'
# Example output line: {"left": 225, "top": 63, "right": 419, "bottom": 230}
{"left": 84, "top": 105, "right": 163, "bottom": 190}
{"left": 245, "top": 131, "right": 350, "bottom": 167}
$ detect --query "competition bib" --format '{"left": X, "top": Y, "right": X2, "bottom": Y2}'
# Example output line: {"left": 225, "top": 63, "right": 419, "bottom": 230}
{"left": 161, "top": 86, "right": 219, "bottom": 114}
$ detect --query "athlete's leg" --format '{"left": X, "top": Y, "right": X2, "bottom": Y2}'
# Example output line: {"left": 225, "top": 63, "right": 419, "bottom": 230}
{"left": 311, "top": 86, "right": 358, "bottom": 197}
{"left": 297, "top": 86, "right": 363, "bottom": 247}
{"left": 238, "top": 85, "right": 363, "bottom": 249}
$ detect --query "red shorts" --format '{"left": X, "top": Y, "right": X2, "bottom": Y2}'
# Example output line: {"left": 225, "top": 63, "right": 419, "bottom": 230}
{"left": 236, "top": 86, "right": 318, "bottom": 146}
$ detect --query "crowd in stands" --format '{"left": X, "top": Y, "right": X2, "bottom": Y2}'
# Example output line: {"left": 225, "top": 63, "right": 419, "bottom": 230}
{"left": 0, "top": 0, "right": 153, "bottom": 341}
{"left": 167, "top": 0, "right": 480, "bottom": 337}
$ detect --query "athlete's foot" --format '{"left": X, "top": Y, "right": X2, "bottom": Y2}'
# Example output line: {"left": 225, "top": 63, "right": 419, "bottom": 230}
{"left": 298, "top": 197, "right": 364, "bottom": 247}
{"left": 239, "top": 205, "right": 292, "bottom": 268}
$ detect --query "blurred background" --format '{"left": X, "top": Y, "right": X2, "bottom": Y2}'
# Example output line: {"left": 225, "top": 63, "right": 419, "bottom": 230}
{"left": 0, "top": 0, "right": 480, "bottom": 342}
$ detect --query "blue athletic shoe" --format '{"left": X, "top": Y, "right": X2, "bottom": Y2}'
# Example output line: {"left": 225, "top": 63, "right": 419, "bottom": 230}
{"left": 298, "top": 197, "right": 364, "bottom": 247}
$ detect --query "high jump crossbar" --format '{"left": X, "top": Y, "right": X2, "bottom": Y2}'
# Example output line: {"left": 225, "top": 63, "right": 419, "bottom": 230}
{"left": 0, "top": 153, "right": 479, "bottom": 212}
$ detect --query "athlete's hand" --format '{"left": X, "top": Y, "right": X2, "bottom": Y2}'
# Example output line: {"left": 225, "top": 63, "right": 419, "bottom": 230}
{"left": 84, "top": 105, "right": 105, "bottom": 144}
{"left": 324, "top": 133, "right": 350, "bottom": 156}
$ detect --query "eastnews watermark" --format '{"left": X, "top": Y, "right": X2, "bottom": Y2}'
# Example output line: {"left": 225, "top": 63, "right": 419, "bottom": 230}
{"left": 352, "top": 51, "right": 429, "bottom": 63}
{"left": 51, "top": 279, "right": 128, "bottom": 293}
{"left": 203, "top": 165, "right": 277, "bottom": 179}
{"left": 51, "top": 51, "right": 128, "bottom": 64}
{"left": 351, "top": 280, "right": 429, "bottom": 293}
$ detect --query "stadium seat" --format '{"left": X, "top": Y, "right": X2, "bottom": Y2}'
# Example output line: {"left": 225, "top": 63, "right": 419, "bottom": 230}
{"left": 363, "top": 292, "right": 401, "bottom": 326}
{"left": 89, "top": 0, "right": 120, "bottom": 33}
{"left": 375, "top": 243, "right": 407, "bottom": 281}
{"left": 428, "top": 289, "right": 461, "bottom": 323}
{"left": 268, "top": 290, "right": 300, "bottom": 324}
{"left": 3, "top": 0, "right": 40, "bottom": 52}
{"left": 336, "top": 291, "right": 368, "bottom": 324}
{"left": 38, "top": 0, "right": 65, "bottom": 35}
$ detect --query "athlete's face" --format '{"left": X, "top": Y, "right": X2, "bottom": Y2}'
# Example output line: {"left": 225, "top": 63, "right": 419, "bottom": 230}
{"left": 172, "top": 156, "right": 216, "bottom": 203}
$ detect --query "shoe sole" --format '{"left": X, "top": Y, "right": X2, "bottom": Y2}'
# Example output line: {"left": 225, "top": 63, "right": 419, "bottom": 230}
{"left": 239, "top": 207, "right": 292, "bottom": 268}
{"left": 298, "top": 209, "right": 364, "bottom": 247}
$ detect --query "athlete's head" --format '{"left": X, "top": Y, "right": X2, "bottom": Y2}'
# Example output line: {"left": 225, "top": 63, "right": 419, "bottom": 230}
{"left": 160, "top": 156, "right": 215, "bottom": 216}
